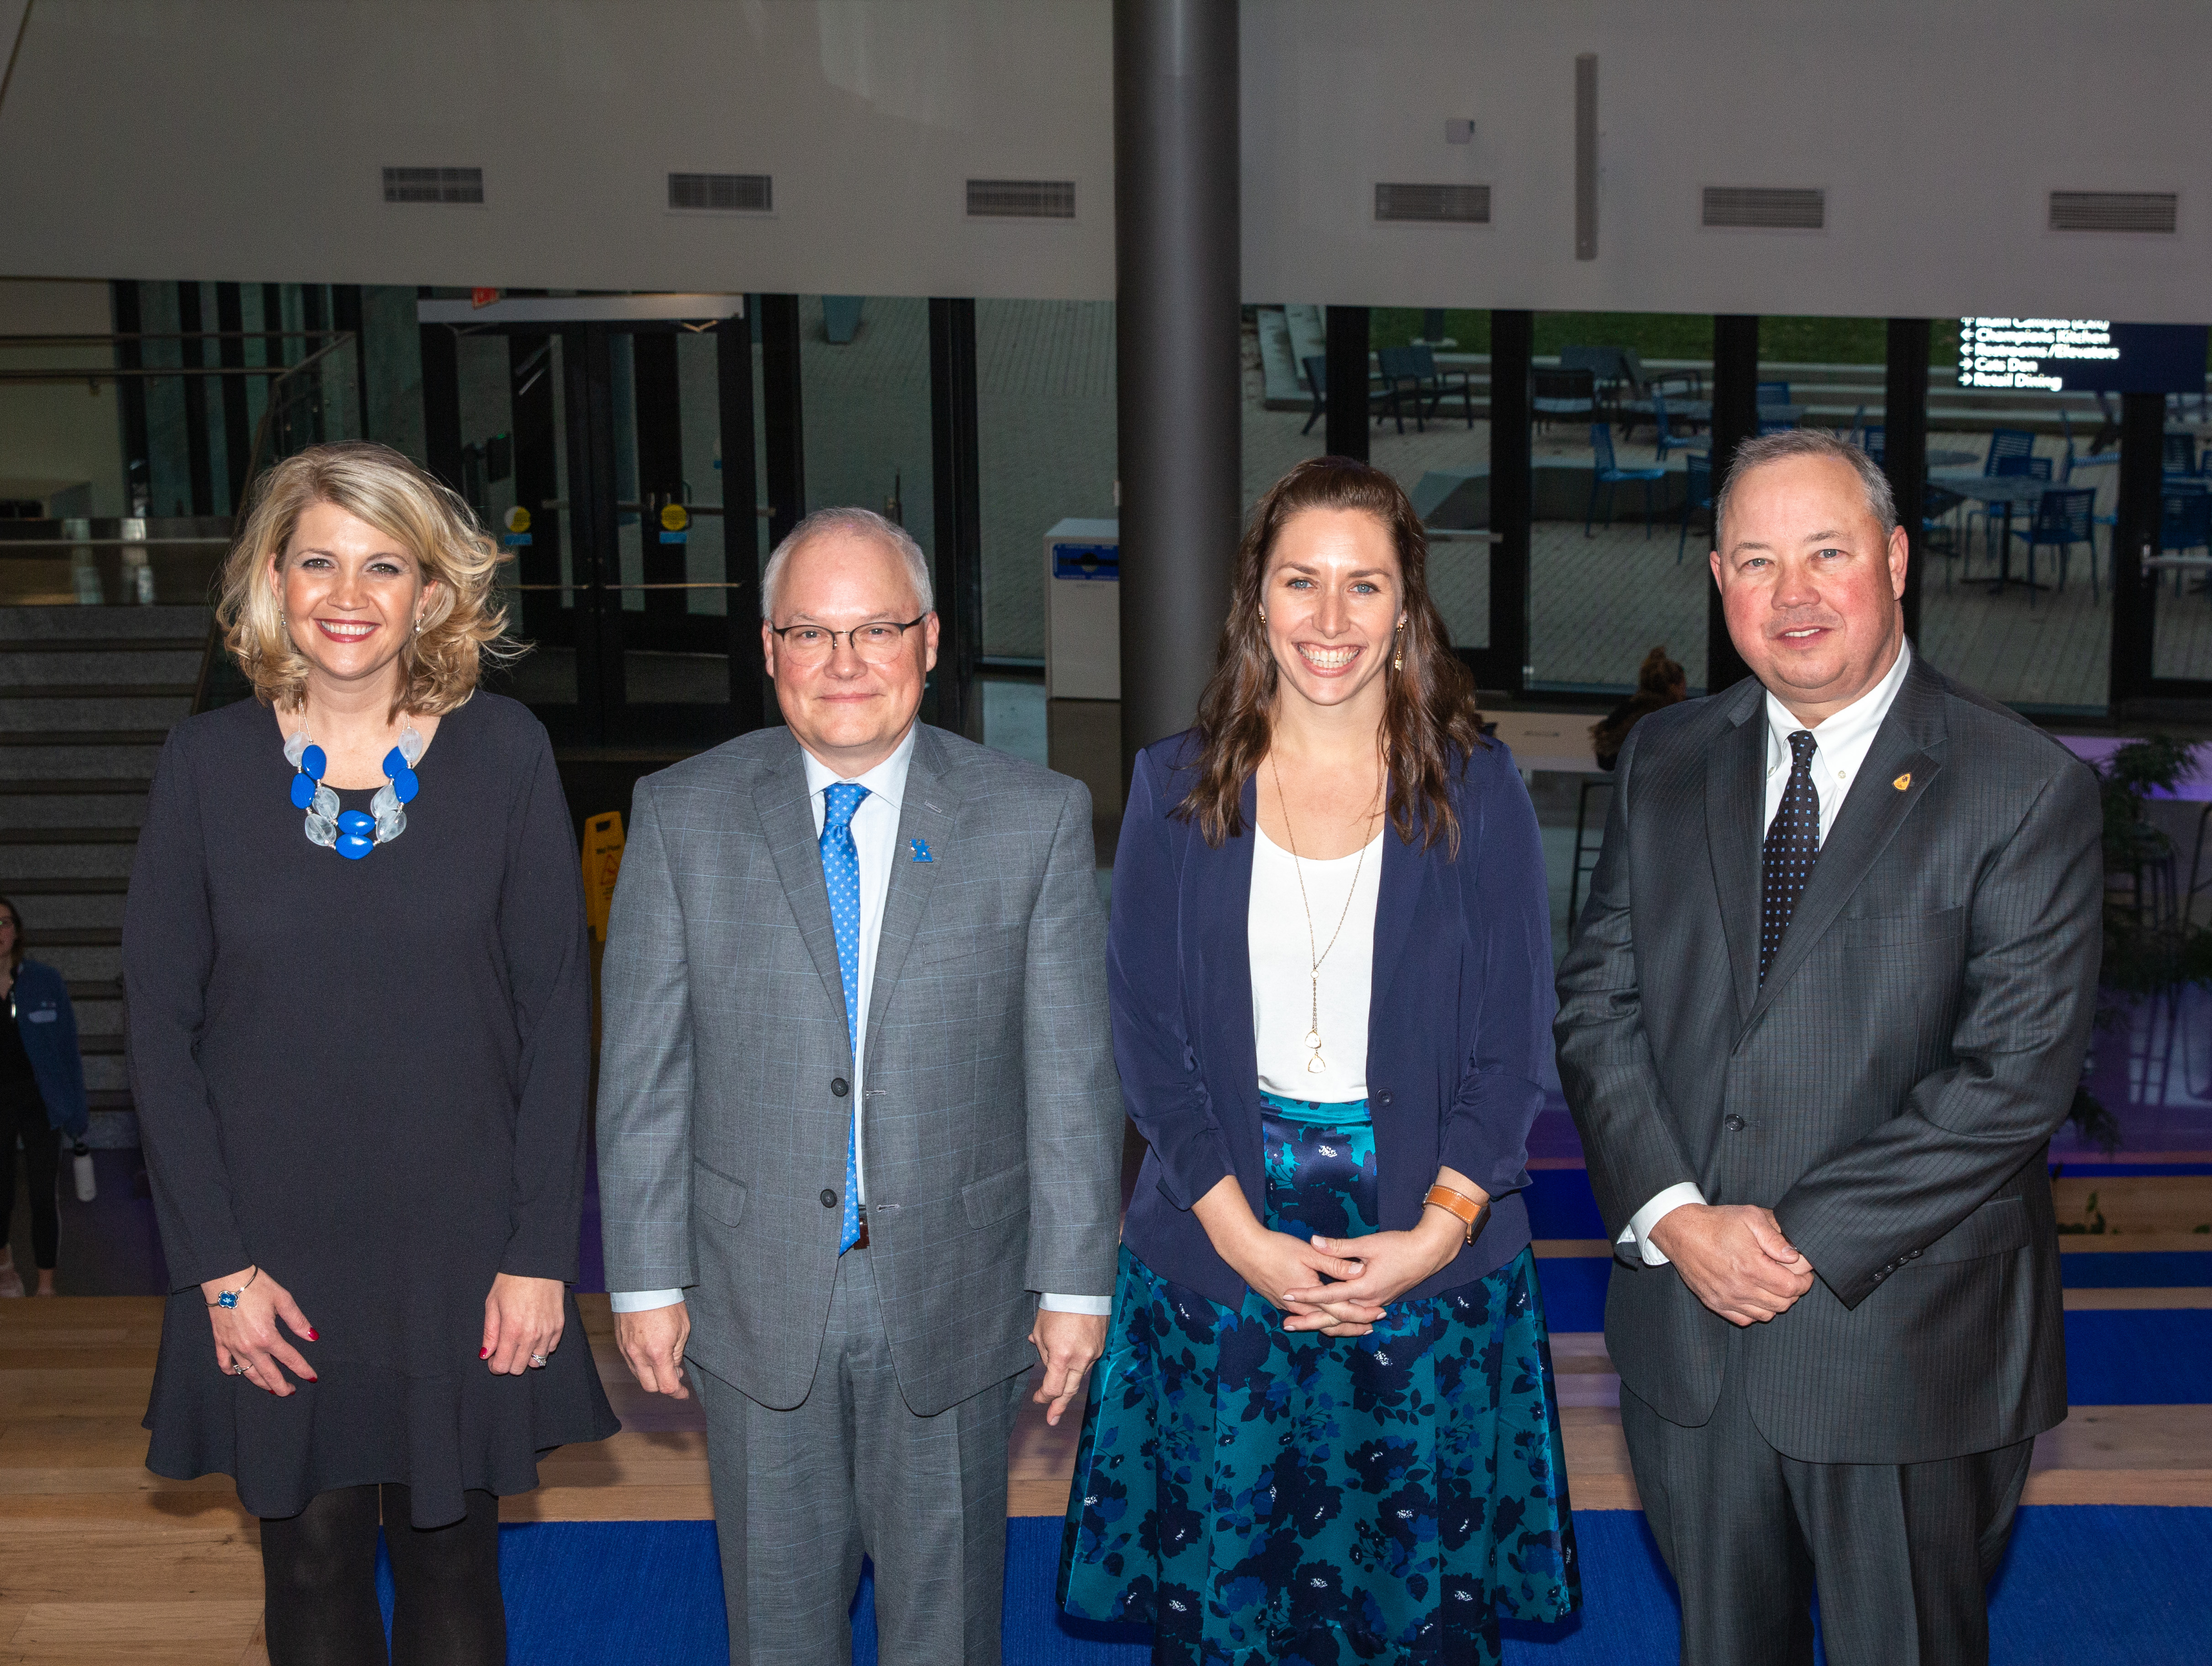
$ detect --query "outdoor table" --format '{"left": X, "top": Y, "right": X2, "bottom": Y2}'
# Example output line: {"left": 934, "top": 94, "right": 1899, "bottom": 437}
{"left": 1925, "top": 448, "right": 1977, "bottom": 470}
{"left": 1929, "top": 470, "right": 2052, "bottom": 592}
{"left": 1618, "top": 399, "right": 1806, "bottom": 427}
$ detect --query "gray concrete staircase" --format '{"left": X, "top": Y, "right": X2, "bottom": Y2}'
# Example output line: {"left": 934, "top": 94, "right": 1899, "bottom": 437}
{"left": 0, "top": 605, "right": 210, "bottom": 1148}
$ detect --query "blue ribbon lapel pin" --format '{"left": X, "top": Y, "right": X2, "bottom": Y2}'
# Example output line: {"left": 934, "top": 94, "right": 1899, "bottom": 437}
{"left": 909, "top": 837, "right": 934, "bottom": 863}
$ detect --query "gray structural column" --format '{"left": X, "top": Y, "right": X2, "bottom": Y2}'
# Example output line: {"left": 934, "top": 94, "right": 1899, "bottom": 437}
{"left": 1115, "top": 0, "right": 1242, "bottom": 775}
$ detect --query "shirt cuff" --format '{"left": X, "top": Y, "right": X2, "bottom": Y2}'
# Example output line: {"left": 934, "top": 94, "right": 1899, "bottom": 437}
{"left": 1618, "top": 1183, "right": 1708, "bottom": 1267}
{"left": 1037, "top": 1292, "right": 1113, "bottom": 1316}
{"left": 609, "top": 1288, "right": 686, "bottom": 1313}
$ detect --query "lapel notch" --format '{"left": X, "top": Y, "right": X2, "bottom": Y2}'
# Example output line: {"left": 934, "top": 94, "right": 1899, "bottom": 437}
{"left": 754, "top": 736, "right": 854, "bottom": 1052}
{"left": 1704, "top": 685, "right": 1767, "bottom": 1025}
{"left": 863, "top": 725, "right": 955, "bottom": 1064}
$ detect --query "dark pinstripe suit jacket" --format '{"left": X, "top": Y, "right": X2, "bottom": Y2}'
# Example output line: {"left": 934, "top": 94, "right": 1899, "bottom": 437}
{"left": 594, "top": 724, "right": 1124, "bottom": 1416}
{"left": 1555, "top": 653, "right": 2102, "bottom": 1465}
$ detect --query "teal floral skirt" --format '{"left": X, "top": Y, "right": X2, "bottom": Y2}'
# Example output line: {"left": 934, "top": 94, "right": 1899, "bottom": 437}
{"left": 1057, "top": 1091, "right": 1579, "bottom": 1665}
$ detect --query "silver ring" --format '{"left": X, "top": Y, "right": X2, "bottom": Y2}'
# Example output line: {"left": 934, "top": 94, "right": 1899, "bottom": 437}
{"left": 529, "top": 1353, "right": 548, "bottom": 1368}
{"left": 231, "top": 1363, "right": 249, "bottom": 1375}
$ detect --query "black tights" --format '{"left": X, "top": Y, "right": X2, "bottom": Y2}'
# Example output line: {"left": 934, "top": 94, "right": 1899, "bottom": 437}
{"left": 260, "top": 1484, "right": 504, "bottom": 1666}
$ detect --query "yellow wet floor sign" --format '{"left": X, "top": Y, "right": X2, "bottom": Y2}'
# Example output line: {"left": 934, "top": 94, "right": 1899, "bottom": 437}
{"left": 583, "top": 812, "right": 626, "bottom": 940}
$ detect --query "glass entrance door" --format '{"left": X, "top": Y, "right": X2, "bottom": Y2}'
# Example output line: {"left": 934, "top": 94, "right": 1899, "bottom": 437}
{"left": 419, "top": 294, "right": 761, "bottom": 749}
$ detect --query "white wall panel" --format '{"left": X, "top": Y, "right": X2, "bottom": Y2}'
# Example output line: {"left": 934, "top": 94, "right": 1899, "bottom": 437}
{"left": 0, "top": 1, "right": 1114, "bottom": 298}
{"left": 0, "top": 1, "right": 2204, "bottom": 322}
{"left": 1243, "top": 0, "right": 2212, "bottom": 322}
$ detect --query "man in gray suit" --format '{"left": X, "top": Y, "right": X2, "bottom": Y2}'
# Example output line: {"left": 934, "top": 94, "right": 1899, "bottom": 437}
{"left": 596, "top": 507, "right": 1123, "bottom": 1666}
{"left": 1557, "top": 430, "right": 2101, "bottom": 1665}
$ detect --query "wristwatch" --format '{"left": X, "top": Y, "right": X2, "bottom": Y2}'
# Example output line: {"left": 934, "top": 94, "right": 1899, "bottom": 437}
{"left": 1424, "top": 1185, "right": 1491, "bottom": 1246}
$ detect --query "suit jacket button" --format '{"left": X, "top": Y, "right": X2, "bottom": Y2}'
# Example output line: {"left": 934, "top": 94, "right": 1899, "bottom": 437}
{"left": 1376, "top": 1091, "right": 1393, "bottom": 1106}
{"left": 820, "top": 1188, "right": 838, "bottom": 1208}
{"left": 831, "top": 1077, "right": 850, "bottom": 1097}
{"left": 1723, "top": 1115, "right": 1746, "bottom": 1132}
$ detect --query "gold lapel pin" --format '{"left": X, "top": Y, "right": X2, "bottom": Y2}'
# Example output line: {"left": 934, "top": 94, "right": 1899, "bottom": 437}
{"left": 1893, "top": 772, "right": 1912, "bottom": 791}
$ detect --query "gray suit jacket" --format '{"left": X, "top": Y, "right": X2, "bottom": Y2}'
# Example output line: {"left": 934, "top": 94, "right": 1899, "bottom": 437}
{"left": 595, "top": 723, "right": 1123, "bottom": 1416}
{"left": 1555, "top": 654, "right": 2101, "bottom": 1465}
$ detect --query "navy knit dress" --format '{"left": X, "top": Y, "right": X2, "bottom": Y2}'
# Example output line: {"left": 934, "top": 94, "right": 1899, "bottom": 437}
{"left": 125, "top": 692, "right": 618, "bottom": 1528}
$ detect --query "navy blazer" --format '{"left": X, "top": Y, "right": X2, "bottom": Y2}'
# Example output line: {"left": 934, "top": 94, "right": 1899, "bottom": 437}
{"left": 1111, "top": 730, "right": 1553, "bottom": 1310}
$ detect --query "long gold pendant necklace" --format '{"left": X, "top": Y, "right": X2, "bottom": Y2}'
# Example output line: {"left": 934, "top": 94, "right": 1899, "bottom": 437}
{"left": 1268, "top": 753, "right": 1382, "bottom": 1076}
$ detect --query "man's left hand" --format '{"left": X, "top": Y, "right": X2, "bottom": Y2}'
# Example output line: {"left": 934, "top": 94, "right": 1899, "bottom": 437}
{"left": 1029, "top": 1309, "right": 1109, "bottom": 1427}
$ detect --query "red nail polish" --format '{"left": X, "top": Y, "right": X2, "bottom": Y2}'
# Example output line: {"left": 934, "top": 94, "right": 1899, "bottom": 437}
{"left": 306, "top": 1376, "right": 318, "bottom": 1383}
{"left": 480, "top": 1347, "right": 490, "bottom": 1358}
{"left": 306, "top": 1330, "right": 319, "bottom": 1341}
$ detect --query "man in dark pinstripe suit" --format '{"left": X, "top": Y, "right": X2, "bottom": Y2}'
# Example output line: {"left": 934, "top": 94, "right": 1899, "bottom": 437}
{"left": 1557, "top": 431, "right": 2102, "bottom": 1665}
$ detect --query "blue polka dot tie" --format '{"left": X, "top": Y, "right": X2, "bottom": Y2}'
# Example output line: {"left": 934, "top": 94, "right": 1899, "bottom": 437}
{"left": 820, "top": 781, "right": 868, "bottom": 1255}
{"left": 1760, "top": 731, "right": 1821, "bottom": 985}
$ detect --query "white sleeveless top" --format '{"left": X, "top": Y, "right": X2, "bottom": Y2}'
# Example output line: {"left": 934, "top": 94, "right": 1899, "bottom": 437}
{"left": 1249, "top": 824, "right": 1384, "bottom": 1101}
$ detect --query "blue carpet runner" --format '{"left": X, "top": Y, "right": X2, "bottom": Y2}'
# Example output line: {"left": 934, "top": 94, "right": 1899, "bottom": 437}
{"left": 370, "top": 1508, "right": 2210, "bottom": 1663}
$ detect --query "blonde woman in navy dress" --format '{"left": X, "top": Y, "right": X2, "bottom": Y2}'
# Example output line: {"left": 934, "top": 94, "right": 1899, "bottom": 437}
{"left": 1059, "top": 457, "right": 1578, "bottom": 1664}
{"left": 125, "top": 443, "right": 616, "bottom": 1666}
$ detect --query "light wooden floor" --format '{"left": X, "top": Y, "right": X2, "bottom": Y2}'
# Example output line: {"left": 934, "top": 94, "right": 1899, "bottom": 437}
{"left": 2, "top": 1276, "right": 2205, "bottom": 1661}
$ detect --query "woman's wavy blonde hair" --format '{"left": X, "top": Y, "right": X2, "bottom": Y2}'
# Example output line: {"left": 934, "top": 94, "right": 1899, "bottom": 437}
{"left": 216, "top": 441, "right": 520, "bottom": 716}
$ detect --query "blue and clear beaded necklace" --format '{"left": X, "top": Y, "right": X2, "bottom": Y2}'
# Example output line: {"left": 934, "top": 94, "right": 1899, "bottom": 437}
{"left": 284, "top": 723, "right": 424, "bottom": 861}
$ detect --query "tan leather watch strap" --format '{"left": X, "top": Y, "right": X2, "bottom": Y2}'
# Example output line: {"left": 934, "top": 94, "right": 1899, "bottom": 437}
{"left": 1424, "top": 1184, "right": 1491, "bottom": 1245}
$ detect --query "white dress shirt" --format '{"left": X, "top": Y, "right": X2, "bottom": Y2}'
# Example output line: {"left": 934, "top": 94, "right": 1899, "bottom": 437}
{"left": 1617, "top": 640, "right": 1913, "bottom": 1266}
{"left": 612, "top": 726, "right": 1105, "bottom": 1316}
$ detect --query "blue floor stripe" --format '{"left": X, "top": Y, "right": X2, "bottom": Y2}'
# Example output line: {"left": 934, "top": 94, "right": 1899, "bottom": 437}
{"left": 2060, "top": 1250, "right": 2212, "bottom": 1286}
{"left": 460, "top": 1508, "right": 2212, "bottom": 1664}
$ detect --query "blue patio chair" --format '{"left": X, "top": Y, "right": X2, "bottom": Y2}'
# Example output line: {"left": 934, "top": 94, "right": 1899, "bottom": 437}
{"left": 1861, "top": 424, "right": 1885, "bottom": 468}
{"left": 1757, "top": 380, "right": 1790, "bottom": 405}
{"left": 2165, "top": 431, "right": 2199, "bottom": 480}
{"left": 1301, "top": 354, "right": 1327, "bottom": 436}
{"left": 1677, "top": 451, "right": 1713, "bottom": 564}
{"left": 1984, "top": 428, "right": 2037, "bottom": 474}
{"left": 1924, "top": 484, "right": 1967, "bottom": 587}
{"left": 1301, "top": 354, "right": 1388, "bottom": 436}
{"left": 1758, "top": 416, "right": 1798, "bottom": 435}
{"left": 1376, "top": 344, "right": 1474, "bottom": 433}
{"left": 2009, "top": 487, "right": 2100, "bottom": 604}
{"left": 2160, "top": 486, "right": 2212, "bottom": 596}
{"left": 1532, "top": 366, "right": 1598, "bottom": 433}
{"left": 1587, "top": 423, "right": 1667, "bottom": 538}
{"left": 1651, "top": 390, "right": 1702, "bottom": 460}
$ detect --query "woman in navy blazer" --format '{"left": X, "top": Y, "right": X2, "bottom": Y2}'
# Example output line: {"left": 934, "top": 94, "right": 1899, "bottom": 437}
{"left": 0, "top": 896, "right": 89, "bottom": 1298}
{"left": 1059, "top": 459, "right": 1578, "bottom": 1666}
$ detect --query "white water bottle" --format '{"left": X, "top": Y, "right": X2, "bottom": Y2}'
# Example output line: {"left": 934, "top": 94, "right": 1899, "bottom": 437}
{"left": 72, "top": 1142, "right": 95, "bottom": 1203}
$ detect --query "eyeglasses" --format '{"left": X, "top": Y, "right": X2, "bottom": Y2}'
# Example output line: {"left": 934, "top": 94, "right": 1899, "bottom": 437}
{"left": 769, "top": 615, "right": 928, "bottom": 666}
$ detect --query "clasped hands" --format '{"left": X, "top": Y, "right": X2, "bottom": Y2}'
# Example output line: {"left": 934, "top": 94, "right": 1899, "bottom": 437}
{"left": 1647, "top": 1202, "right": 1815, "bottom": 1326}
{"left": 1199, "top": 1175, "right": 1471, "bottom": 1339}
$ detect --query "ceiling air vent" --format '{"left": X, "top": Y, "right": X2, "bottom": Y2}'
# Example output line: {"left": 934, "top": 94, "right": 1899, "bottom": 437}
{"left": 2049, "top": 191, "right": 2177, "bottom": 233}
{"left": 382, "top": 167, "right": 484, "bottom": 205}
{"left": 1375, "top": 183, "right": 1490, "bottom": 224}
{"left": 669, "top": 173, "right": 772, "bottom": 212}
{"left": 966, "top": 179, "right": 1076, "bottom": 219}
{"left": 1703, "top": 187, "right": 1824, "bottom": 230}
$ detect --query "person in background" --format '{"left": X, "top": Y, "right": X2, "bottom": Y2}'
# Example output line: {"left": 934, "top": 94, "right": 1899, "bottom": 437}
{"left": 1060, "top": 457, "right": 1578, "bottom": 1666}
{"left": 1590, "top": 644, "right": 1688, "bottom": 771}
{"left": 0, "top": 896, "right": 89, "bottom": 1297}
{"left": 125, "top": 442, "right": 616, "bottom": 1666}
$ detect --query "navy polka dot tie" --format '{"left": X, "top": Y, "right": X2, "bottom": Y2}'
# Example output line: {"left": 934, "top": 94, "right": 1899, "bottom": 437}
{"left": 1759, "top": 731, "right": 1821, "bottom": 984}
{"left": 820, "top": 781, "right": 868, "bottom": 1254}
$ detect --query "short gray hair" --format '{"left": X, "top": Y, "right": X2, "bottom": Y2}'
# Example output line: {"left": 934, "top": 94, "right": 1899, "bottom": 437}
{"left": 1714, "top": 428, "right": 1899, "bottom": 546}
{"left": 759, "top": 506, "right": 934, "bottom": 620}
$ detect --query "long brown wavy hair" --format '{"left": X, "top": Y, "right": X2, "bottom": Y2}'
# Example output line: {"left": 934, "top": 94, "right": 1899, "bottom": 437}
{"left": 1175, "top": 456, "right": 1488, "bottom": 852}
